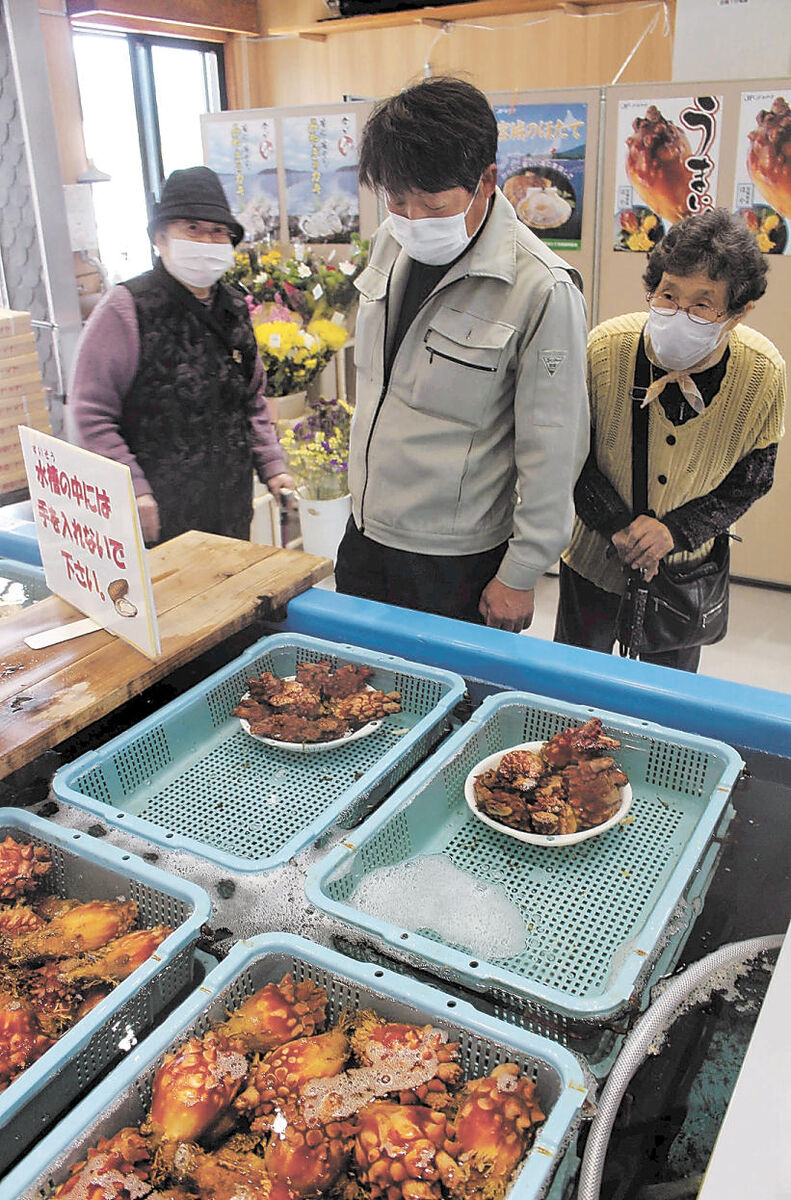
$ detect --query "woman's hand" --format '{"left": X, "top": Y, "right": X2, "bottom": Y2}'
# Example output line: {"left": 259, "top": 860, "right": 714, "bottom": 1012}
{"left": 478, "top": 578, "right": 535, "bottom": 633}
{"left": 266, "top": 472, "right": 294, "bottom": 501}
{"left": 612, "top": 516, "right": 674, "bottom": 581}
{"left": 137, "top": 492, "right": 160, "bottom": 545}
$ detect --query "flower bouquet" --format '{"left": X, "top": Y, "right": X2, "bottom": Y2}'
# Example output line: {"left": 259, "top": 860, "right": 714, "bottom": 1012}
{"left": 229, "top": 237, "right": 368, "bottom": 326}
{"left": 252, "top": 314, "right": 349, "bottom": 399}
{"left": 308, "top": 235, "right": 370, "bottom": 318}
{"left": 278, "top": 394, "right": 353, "bottom": 501}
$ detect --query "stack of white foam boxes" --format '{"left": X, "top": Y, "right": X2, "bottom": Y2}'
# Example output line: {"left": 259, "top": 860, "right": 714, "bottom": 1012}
{"left": 0, "top": 309, "right": 52, "bottom": 496}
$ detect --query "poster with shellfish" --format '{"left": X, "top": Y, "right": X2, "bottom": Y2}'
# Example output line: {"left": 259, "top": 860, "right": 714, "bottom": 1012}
{"left": 614, "top": 96, "right": 723, "bottom": 252}
{"left": 282, "top": 113, "right": 360, "bottom": 243}
{"left": 495, "top": 102, "right": 587, "bottom": 250}
{"left": 202, "top": 114, "right": 281, "bottom": 243}
{"left": 733, "top": 92, "right": 791, "bottom": 255}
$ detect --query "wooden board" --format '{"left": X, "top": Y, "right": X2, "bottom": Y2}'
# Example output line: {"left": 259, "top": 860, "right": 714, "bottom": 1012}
{"left": 0, "top": 530, "right": 332, "bottom": 778}
{"left": 66, "top": 0, "right": 259, "bottom": 36}
{"left": 262, "top": 0, "right": 637, "bottom": 38}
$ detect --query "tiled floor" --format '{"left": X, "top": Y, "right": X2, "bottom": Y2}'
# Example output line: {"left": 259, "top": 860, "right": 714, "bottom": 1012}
{"left": 528, "top": 572, "right": 791, "bottom": 694}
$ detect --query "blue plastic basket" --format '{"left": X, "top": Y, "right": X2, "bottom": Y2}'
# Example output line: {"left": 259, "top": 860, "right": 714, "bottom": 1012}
{"left": 0, "top": 502, "right": 41, "bottom": 567}
{"left": 0, "top": 808, "right": 212, "bottom": 1176}
{"left": 0, "top": 932, "right": 591, "bottom": 1200}
{"left": 52, "top": 634, "right": 466, "bottom": 873}
{"left": 0, "top": 556, "right": 48, "bottom": 612}
{"left": 306, "top": 690, "right": 743, "bottom": 1072}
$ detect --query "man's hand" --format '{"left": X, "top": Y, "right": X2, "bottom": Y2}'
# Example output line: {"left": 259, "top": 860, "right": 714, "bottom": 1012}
{"left": 611, "top": 515, "right": 674, "bottom": 582}
{"left": 478, "top": 578, "right": 535, "bottom": 633}
{"left": 266, "top": 472, "right": 294, "bottom": 501}
{"left": 137, "top": 492, "right": 160, "bottom": 545}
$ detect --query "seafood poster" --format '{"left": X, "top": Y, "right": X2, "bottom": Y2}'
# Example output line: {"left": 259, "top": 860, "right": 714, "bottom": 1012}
{"left": 18, "top": 427, "right": 160, "bottom": 659}
{"left": 495, "top": 102, "right": 587, "bottom": 250}
{"left": 614, "top": 96, "right": 723, "bottom": 252}
{"left": 282, "top": 112, "right": 360, "bottom": 243}
{"left": 202, "top": 115, "right": 281, "bottom": 243}
{"left": 733, "top": 92, "right": 791, "bottom": 255}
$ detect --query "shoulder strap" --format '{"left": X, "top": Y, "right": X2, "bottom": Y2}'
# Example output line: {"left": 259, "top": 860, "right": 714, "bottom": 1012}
{"left": 620, "top": 335, "right": 652, "bottom": 659}
{"left": 631, "top": 335, "right": 651, "bottom": 516}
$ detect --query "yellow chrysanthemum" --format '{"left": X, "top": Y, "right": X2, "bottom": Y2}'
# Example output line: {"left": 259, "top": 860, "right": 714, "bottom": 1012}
{"left": 254, "top": 320, "right": 310, "bottom": 355}
{"left": 308, "top": 319, "right": 350, "bottom": 352}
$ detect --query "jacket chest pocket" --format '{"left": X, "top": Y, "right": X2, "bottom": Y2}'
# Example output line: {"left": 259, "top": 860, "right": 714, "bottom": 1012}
{"left": 353, "top": 263, "right": 389, "bottom": 380}
{"left": 410, "top": 306, "right": 515, "bottom": 428}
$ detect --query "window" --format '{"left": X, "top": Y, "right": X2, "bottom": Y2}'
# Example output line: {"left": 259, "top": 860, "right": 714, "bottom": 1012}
{"left": 72, "top": 31, "right": 225, "bottom": 284}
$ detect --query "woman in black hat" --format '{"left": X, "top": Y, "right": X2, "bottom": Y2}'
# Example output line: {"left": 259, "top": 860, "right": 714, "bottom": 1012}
{"left": 69, "top": 165, "right": 292, "bottom": 545}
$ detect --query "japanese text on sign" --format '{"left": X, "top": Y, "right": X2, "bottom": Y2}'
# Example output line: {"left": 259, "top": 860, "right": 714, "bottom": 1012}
{"left": 309, "top": 116, "right": 322, "bottom": 199}
{"left": 19, "top": 428, "right": 160, "bottom": 659}
{"left": 679, "top": 95, "right": 720, "bottom": 214}
{"left": 497, "top": 117, "right": 585, "bottom": 142}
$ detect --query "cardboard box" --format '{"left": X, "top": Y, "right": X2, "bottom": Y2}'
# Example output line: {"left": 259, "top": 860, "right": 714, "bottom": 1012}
{"left": 0, "top": 435, "right": 24, "bottom": 461}
{"left": 0, "top": 408, "right": 51, "bottom": 444}
{"left": 0, "top": 352, "right": 42, "bottom": 381}
{"left": 0, "top": 309, "right": 32, "bottom": 339}
{"left": 0, "top": 392, "right": 49, "bottom": 425}
{"left": 0, "top": 333, "right": 37, "bottom": 361}
{"left": 0, "top": 477, "right": 31, "bottom": 497}
{"left": 0, "top": 449, "right": 27, "bottom": 490}
{"left": 0, "top": 373, "right": 47, "bottom": 401}
{"left": 26, "top": 409, "right": 51, "bottom": 434}
{"left": 0, "top": 479, "right": 29, "bottom": 497}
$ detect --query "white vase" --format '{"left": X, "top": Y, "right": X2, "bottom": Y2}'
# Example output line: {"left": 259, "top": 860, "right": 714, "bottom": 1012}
{"left": 296, "top": 488, "right": 351, "bottom": 565}
{"left": 270, "top": 390, "right": 307, "bottom": 424}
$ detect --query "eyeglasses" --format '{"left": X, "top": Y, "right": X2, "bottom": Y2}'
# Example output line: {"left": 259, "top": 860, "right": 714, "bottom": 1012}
{"left": 646, "top": 293, "right": 727, "bottom": 326}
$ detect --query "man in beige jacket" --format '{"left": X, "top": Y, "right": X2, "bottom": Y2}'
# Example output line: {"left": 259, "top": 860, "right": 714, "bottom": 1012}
{"left": 335, "top": 78, "right": 589, "bottom": 632}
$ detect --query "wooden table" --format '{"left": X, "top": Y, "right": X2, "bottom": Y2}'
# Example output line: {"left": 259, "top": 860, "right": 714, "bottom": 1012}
{"left": 0, "top": 531, "right": 332, "bottom": 778}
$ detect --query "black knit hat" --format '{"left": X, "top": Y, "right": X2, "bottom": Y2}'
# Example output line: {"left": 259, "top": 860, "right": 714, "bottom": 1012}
{"left": 147, "top": 166, "right": 245, "bottom": 245}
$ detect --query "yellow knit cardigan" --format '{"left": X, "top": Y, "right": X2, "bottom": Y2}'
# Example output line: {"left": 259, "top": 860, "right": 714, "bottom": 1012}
{"left": 563, "top": 312, "right": 786, "bottom": 597}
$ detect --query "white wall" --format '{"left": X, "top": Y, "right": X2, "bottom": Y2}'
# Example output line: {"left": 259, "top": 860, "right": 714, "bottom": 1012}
{"left": 673, "top": 0, "right": 791, "bottom": 82}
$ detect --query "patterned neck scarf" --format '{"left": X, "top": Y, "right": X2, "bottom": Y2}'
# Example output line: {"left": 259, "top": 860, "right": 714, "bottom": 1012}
{"left": 642, "top": 333, "right": 730, "bottom": 414}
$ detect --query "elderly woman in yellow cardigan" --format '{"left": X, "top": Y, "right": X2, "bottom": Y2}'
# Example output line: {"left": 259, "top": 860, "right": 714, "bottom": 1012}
{"left": 556, "top": 207, "right": 786, "bottom": 672}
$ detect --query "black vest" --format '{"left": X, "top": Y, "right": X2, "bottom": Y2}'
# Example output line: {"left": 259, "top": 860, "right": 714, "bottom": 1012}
{"left": 122, "top": 260, "right": 259, "bottom": 542}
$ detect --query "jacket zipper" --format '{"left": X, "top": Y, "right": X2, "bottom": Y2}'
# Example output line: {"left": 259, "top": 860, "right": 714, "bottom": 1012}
{"left": 359, "top": 272, "right": 471, "bottom": 532}
{"left": 423, "top": 336, "right": 497, "bottom": 372}
{"left": 359, "top": 279, "right": 391, "bottom": 533}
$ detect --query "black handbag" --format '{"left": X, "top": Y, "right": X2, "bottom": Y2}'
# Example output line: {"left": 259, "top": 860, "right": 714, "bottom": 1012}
{"left": 618, "top": 535, "right": 730, "bottom": 656}
{"left": 617, "top": 351, "right": 730, "bottom": 657}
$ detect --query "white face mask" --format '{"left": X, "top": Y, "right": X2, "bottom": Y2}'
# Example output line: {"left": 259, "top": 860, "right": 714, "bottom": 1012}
{"left": 646, "top": 307, "right": 730, "bottom": 371}
{"left": 387, "top": 180, "right": 483, "bottom": 266}
{"left": 163, "top": 237, "right": 234, "bottom": 289}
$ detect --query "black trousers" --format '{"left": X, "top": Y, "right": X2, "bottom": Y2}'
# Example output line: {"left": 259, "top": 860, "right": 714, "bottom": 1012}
{"left": 335, "top": 518, "right": 508, "bottom": 625}
{"left": 554, "top": 560, "right": 702, "bottom": 673}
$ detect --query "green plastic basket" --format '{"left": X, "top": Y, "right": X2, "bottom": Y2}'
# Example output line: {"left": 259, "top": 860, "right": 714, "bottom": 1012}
{"left": 0, "top": 808, "right": 211, "bottom": 1176}
{"left": 52, "top": 634, "right": 466, "bottom": 873}
{"left": 0, "top": 934, "right": 591, "bottom": 1200}
{"left": 306, "top": 690, "right": 743, "bottom": 1074}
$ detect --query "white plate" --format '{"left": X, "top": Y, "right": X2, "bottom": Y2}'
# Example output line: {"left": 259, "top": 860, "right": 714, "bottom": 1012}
{"left": 464, "top": 740, "right": 632, "bottom": 847}
{"left": 237, "top": 679, "right": 382, "bottom": 752}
